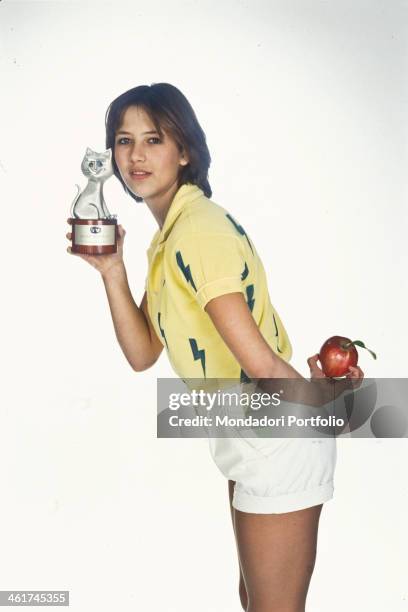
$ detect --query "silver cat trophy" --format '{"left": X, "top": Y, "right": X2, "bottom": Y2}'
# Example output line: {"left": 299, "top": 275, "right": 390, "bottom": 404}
{"left": 69, "top": 147, "right": 118, "bottom": 255}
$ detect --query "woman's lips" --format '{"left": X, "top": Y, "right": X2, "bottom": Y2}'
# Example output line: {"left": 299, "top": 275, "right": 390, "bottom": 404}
{"left": 130, "top": 172, "right": 152, "bottom": 181}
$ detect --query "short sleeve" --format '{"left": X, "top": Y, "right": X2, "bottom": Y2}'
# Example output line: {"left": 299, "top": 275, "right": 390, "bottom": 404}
{"left": 170, "top": 232, "right": 246, "bottom": 310}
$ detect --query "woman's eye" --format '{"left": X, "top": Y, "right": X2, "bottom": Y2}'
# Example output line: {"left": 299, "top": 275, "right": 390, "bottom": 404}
{"left": 115, "top": 136, "right": 161, "bottom": 145}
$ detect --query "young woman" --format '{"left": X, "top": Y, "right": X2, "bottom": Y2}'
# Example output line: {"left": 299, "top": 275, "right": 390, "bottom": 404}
{"left": 66, "top": 83, "right": 363, "bottom": 612}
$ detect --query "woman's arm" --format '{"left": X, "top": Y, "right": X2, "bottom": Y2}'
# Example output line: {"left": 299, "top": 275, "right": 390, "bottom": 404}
{"left": 205, "top": 292, "right": 302, "bottom": 379}
{"left": 67, "top": 222, "right": 163, "bottom": 372}
{"left": 204, "top": 292, "right": 362, "bottom": 406}
{"left": 102, "top": 264, "right": 164, "bottom": 372}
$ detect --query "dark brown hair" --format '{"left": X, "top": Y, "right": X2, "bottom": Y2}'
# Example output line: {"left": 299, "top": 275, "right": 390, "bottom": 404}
{"left": 105, "top": 83, "right": 212, "bottom": 202}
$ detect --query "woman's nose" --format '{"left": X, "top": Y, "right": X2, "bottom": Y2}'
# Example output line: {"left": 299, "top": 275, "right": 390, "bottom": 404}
{"left": 129, "top": 143, "right": 146, "bottom": 162}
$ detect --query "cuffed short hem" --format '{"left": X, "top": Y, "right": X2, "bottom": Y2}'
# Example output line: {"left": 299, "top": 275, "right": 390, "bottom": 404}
{"left": 232, "top": 481, "right": 334, "bottom": 514}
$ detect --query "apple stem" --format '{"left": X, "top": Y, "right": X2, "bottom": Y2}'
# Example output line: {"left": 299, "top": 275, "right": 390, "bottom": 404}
{"left": 345, "top": 340, "right": 377, "bottom": 360}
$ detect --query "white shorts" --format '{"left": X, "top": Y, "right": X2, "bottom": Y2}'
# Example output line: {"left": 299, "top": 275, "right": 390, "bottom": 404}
{"left": 208, "top": 435, "right": 336, "bottom": 514}
{"left": 205, "top": 383, "right": 337, "bottom": 514}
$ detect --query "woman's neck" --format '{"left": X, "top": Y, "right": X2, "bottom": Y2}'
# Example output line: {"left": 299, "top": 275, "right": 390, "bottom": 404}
{"left": 145, "top": 180, "right": 181, "bottom": 229}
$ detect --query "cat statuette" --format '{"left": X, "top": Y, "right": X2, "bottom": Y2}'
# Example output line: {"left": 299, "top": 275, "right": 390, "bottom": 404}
{"left": 69, "top": 147, "right": 118, "bottom": 255}
{"left": 70, "top": 147, "right": 114, "bottom": 219}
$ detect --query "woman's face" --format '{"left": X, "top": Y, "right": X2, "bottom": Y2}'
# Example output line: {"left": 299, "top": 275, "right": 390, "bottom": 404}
{"left": 114, "top": 105, "right": 188, "bottom": 205}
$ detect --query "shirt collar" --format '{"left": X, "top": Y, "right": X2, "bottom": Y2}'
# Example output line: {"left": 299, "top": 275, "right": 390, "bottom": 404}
{"left": 156, "top": 183, "right": 203, "bottom": 245}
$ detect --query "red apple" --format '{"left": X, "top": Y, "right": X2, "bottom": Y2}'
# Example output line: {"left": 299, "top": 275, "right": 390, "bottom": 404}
{"left": 319, "top": 336, "right": 377, "bottom": 378}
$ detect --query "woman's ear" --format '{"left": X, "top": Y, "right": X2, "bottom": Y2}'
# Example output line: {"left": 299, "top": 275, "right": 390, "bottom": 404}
{"left": 179, "top": 145, "right": 189, "bottom": 166}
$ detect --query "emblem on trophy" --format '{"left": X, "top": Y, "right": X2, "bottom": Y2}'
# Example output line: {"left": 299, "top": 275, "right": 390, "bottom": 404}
{"left": 69, "top": 147, "right": 118, "bottom": 255}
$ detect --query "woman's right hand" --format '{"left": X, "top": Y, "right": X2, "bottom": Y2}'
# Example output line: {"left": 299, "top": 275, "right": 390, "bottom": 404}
{"left": 307, "top": 353, "right": 364, "bottom": 391}
{"left": 66, "top": 219, "right": 127, "bottom": 278}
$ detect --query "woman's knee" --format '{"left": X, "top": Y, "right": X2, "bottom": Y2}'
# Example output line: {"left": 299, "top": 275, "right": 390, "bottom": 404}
{"left": 246, "top": 595, "right": 306, "bottom": 612}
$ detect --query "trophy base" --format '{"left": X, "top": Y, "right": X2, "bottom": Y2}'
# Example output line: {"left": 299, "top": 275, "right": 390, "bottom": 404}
{"left": 70, "top": 218, "right": 118, "bottom": 255}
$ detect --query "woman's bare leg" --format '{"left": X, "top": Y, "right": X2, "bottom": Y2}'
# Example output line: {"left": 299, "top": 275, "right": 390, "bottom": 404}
{"left": 228, "top": 480, "right": 248, "bottom": 610}
{"left": 234, "top": 504, "right": 323, "bottom": 612}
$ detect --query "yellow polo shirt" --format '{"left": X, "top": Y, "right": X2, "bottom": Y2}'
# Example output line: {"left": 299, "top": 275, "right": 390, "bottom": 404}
{"left": 145, "top": 183, "right": 292, "bottom": 385}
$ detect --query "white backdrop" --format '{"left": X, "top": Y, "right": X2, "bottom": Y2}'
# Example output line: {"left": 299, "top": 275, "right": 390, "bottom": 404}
{"left": 1, "top": 1, "right": 407, "bottom": 610}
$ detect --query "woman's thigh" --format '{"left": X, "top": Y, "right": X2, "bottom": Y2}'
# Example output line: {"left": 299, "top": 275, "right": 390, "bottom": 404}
{"left": 234, "top": 504, "right": 323, "bottom": 612}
